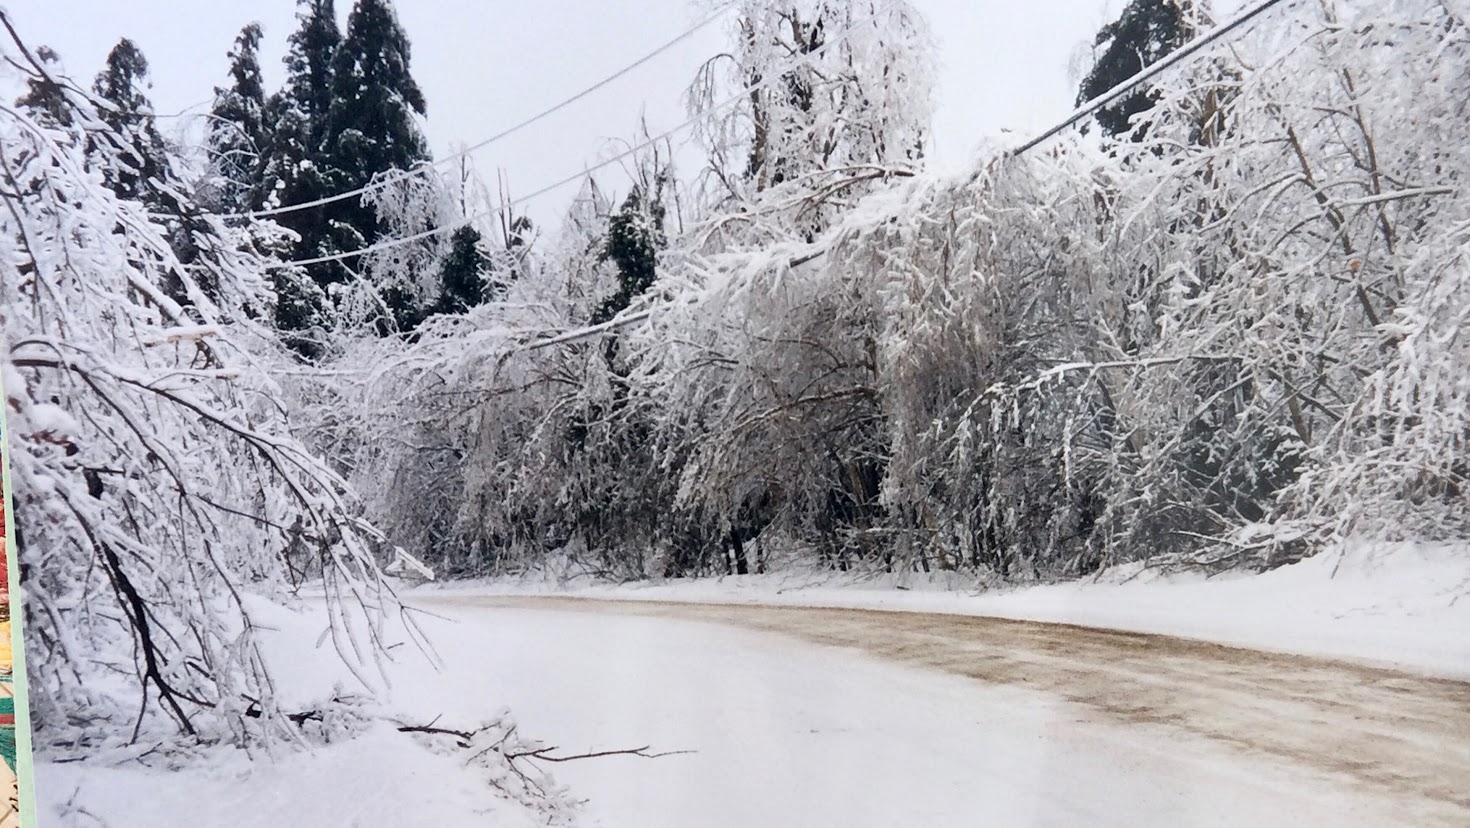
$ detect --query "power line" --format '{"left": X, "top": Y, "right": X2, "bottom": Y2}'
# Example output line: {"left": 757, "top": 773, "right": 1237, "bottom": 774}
{"left": 264, "top": 1, "right": 900, "bottom": 271}
{"left": 1009, "top": 0, "right": 1297, "bottom": 157}
{"left": 232, "top": 2, "right": 736, "bottom": 221}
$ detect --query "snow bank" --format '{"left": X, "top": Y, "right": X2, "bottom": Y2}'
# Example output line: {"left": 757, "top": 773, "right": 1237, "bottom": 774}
{"left": 426, "top": 542, "right": 1470, "bottom": 679}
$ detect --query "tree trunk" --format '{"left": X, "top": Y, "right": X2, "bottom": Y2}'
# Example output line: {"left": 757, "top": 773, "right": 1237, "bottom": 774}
{"left": 731, "top": 530, "right": 749, "bottom": 576}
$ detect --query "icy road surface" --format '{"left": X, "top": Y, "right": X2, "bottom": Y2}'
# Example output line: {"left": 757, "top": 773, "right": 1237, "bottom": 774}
{"left": 421, "top": 595, "right": 1470, "bottom": 827}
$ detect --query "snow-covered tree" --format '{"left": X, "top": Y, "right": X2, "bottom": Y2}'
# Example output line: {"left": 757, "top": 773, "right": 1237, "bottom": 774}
{"left": 301, "top": 0, "right": 1469, "bottom": 587}
{"left": 91, "top": 38, "right": 170, "bottom": 205}
{"left": 256, "top": 0, "right": 344, "bottom": 355}
{"left": 0, "top": 21, "right": 417, "bottom": 752}
{"left": 323, "top": 0, "right": 437, "bottom": 333}
{"left": 203, "top": 23, "right": 268, "bottom": 214}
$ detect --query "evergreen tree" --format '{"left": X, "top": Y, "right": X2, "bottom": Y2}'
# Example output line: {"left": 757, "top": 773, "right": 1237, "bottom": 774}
{"left": 312, "top": 0, "right": 434, "bottom": 333}
{"left": 257, "top": 0, "right": 342, "bottom": 221}
{"left": 592, "top": 181, "right": 666, "bottom": 325}
{"left": 324, "top": 0, "right": 430, "bottom": 247}
{"left": 281, "top": 0, "right": 341, "bottom": 149}
{"left": 88, "top": 39, "right": 229, "bottom": 307}
{"left": 14, "top": 46, "right": 71, "bottom": 127}
{"left": 209, "top": 0, "right": 438, "bottom": 340}
{"left": 1077, "top": 0, "right": 1199, "bottom": 138}
{"left": 248, "top": 0, "right": 436, "bottom": 349}
{"left": 91, "top": 38, "right": 169, "bottom": 204}
{"left": 256, "top": 0, "right": 345, "bottom": 355}
{"left": 204, "top": 23, "right": 267, "bottom": 213}
{"left": 435, "top": 226, "right": 492, "bottom": 314}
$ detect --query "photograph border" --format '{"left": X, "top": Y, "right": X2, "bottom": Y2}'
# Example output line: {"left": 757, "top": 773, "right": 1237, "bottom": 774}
{"left": 0, "top": 377, "right": 35, "bottom": 827}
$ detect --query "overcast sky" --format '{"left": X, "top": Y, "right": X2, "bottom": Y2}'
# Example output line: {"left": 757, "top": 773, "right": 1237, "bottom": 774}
{"left": 6, "top": 0, "right": 1125, "bottom": 226}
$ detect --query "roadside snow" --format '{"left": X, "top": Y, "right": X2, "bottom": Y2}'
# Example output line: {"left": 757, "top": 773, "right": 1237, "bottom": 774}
{"left": 425, "top": 541, "right": 1470, "bottom": 679}
{"left": 38, "top": 724, "right": 543, "bottom": 828}
{"left": 35, "top": 597, "right": 551, "bottom": 828}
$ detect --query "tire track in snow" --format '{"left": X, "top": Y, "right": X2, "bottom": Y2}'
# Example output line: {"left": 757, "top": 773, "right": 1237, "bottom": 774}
{"left": 430, "top": 594, "right": 1470, "bottom": 826}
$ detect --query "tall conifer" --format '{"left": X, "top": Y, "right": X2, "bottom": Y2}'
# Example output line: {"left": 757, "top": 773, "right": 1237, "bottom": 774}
{"left": 323, "top": 0, "right": 433, "bottom": 329}
{"left": 205, "top": 23, "right": 267, "bottom": 213}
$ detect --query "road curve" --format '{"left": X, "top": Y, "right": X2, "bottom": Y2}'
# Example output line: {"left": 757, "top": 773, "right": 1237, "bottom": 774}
{"left": 430, "top": 594, "right": 1470, "bottom": 826}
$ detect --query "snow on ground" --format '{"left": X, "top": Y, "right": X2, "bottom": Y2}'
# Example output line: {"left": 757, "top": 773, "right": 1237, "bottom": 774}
{"left": 38, "top": 723, "right": 532, "bottom": 828}
{"left": 38, "top": 597, "right": 1428, "bottom": 827}
{"left": 427, "top": 541, "right": 1470, "bottom": 679}
{"left": 35, "top": 596, "right": 553, "bottom": 828}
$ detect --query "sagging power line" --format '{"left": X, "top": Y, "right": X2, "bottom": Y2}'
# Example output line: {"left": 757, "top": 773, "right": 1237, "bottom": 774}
{"left": 1009, "top": 0, "right": 1297, "bottom": 157}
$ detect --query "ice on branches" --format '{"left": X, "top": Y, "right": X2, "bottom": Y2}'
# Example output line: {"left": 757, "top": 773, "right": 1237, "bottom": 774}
{"left": 0, "top": 22, "right": 420, "bottom": 750}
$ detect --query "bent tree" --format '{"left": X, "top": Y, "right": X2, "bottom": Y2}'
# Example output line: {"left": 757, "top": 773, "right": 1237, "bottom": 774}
{"left": 0, "top": 16, "right": 419, "bottom": 752}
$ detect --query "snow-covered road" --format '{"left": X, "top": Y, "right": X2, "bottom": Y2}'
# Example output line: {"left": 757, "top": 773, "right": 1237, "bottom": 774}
{"left": 416, "top": 595, "right": 1467, "bottom": 827}
{"left": 42, "top": 594, "right": 1468, "bottom": 826}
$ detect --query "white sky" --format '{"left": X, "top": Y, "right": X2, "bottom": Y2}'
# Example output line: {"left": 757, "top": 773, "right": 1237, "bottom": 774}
{"left": 6, "top": 0, "right": 1124, "bottom": 226}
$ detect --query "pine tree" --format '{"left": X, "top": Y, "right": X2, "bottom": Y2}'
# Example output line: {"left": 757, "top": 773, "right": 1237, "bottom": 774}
{"left": 1077, "top": 0, "right": 1199, "bottom": 138}
{"left": 592, "top": 181, "right": 666, "bottom": 325}
{"left": 204, "top": 23, "right": 267, "bottom": 213}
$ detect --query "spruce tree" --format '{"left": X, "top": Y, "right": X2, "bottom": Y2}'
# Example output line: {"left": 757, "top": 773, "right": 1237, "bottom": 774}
{"left": 1077, "top": 0, "right": 1198, "bottom": 139}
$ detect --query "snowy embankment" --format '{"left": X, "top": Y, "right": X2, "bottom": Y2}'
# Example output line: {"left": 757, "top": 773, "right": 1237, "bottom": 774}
{"left": 425, "top": 542, "right": 1470, "bottom": 680}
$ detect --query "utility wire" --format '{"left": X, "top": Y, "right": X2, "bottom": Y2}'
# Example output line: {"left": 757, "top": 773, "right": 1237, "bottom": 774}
{"left": 263, "top": 2, "right": 898, "bottom": 271}
{"left": 231, "top": 2, "right": 736, "bottom": 221}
